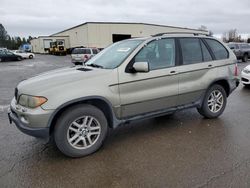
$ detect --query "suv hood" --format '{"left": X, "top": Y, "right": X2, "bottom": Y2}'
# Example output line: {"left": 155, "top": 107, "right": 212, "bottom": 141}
{"left": 17, "top": 66, "right": 112, "bottom": 95}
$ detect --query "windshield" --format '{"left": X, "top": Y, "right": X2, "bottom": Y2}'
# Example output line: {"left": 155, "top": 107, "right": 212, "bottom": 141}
{"left": 85, "top": 39, "right": 144, "bottom": 69}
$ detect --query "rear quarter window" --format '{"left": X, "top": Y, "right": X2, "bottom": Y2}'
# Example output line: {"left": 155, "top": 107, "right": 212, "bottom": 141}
{"left": 205, "top": 39, "right": 229, "bottom": 60}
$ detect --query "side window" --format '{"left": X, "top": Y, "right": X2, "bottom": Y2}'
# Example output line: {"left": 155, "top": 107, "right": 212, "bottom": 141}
{"left": 205, "top": 39, "right": 229, "bottom": 60}
{"left": 201, "top": 40, "right": 213, "bottom": 62}
{"left": 134, "top": 38, "right": 175, "bottom": 70}
{"left": 180, "top": 38, "right": 202, "bottom": 65}
{"left": 92, "top": 49, "right": 98, "bottom": 54}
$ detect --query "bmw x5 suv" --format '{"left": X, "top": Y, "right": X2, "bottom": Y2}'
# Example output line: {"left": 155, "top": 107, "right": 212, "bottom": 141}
{"left": 8, "top": 33, "right": 239, "bottom": 157}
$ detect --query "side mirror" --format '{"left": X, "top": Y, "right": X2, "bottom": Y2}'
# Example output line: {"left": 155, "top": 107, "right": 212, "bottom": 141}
{"left": 132, "top": 62, "right": 149, "bottom": 73}
{"left": 230, "top": 47, "right": 235, "bottom": 50}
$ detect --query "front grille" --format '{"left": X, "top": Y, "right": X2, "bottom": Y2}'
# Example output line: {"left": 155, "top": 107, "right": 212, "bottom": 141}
{"left": 14, "top": 88, "right": 18, "bottom": 100}
{"left": 242, "top": 77, "right": 249, "bottom": 82}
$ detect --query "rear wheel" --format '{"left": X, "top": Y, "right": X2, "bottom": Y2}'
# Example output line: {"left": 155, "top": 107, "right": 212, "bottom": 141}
{"left": 242, "top": 54, "right": 248, "bottom": 62}
{"left": 54, "top": 104, "right": 108, "bottom": 158}
{"left": 197, "top": 84, "right": 227, "bottom": 119}
{"left": 29, "top": 55, "right": 33, "bottom": 59}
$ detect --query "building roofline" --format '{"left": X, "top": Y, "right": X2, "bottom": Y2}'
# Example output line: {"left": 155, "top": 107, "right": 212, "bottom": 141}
{"left": 50, "top": 21, "right": 207, "bottom": 36}
{"left": 30, "top": 35, "right": 69, "bottom": 41}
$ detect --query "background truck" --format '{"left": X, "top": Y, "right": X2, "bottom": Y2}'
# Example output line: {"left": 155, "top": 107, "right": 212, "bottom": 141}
{"left": 49, "top": 40, "right": 67, "bottom": 55}
{"left": 228, "top": 42, "right": 250, "bottom": 62}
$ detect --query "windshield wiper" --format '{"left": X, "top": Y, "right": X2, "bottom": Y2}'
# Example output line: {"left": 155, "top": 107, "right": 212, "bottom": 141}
{"left": 87, "top": 63, "right": 104, "bottom": 69}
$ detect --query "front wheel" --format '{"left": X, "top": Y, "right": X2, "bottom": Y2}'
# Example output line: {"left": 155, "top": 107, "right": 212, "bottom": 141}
{"left": 54, "top": 104, "right": 108, "bottom": 158}
{"left": 29, "top": 55, "right": 33, "bottom": 59}
{"left": 197, "top": 84, "right": 227, "bottom": 119}
{"left": 17, "top": 57, "right": 22, "bottom": 61}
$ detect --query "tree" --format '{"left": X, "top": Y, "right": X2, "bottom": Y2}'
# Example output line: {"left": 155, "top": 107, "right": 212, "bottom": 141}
{"left": 27, "top": 36, "right": 33, "bottom": 44}
{"left": 223, "top": 29, "right": 243, "bottom": 43}
{"left": 198, "top": 25, "right": 213, "bottom": 36}
{"left": 0, "top": 23, "right": 32, "bottom": 49}
{"left": 0, "top": 24, "right": 9, "bottom": 47}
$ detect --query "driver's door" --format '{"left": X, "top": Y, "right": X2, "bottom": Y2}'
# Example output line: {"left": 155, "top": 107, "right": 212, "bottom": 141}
{"left": 118, "top": 38, "right": 179, "bottom": 118}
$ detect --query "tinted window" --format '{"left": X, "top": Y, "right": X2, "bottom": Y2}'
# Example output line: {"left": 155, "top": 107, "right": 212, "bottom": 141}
{"left": 201, "top": 41, "right": 213, "bottom": 62}
{"left": 72, "top": 48, "right": 91, "bottom": 54}
{"left": 180, "top": 38, "right": 202, "bottom": 65}
{"left": 85, "top": 49, "right": 91, "bottom": 54}
{"left": 92, "top": 49, "right": 98, "bottom": 54}
{"left": 205, "top": 39, "right": 228, "bottom": 60}
{"left": 6, "top": 51, "right": 14, "bottom": 55}
{"left": 134, "top": 38, "right": 175, "bottom": 70}
{"left": 228, "top": 44, "right": 236, "bottom": 50}
{"left": 241, "top": 44, "right": 250, "bottom": 49}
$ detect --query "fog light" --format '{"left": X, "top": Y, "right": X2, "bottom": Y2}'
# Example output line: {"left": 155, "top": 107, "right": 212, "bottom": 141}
{"left": 20, "top": 116, "right": 29, "bottom": 124}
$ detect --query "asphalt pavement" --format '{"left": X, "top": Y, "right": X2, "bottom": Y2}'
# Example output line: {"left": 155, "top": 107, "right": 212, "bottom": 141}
{"left": 0, "top": 55, "right": 250, "bottom": 188}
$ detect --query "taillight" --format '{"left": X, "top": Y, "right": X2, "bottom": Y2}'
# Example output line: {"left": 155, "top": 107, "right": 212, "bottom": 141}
{"left": 234, "top": 63, "right": 238, "bottom": 76}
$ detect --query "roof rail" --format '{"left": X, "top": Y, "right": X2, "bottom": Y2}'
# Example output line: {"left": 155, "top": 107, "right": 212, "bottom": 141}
{"left": 152, "top": 32, "right": 209, "bottom": 37}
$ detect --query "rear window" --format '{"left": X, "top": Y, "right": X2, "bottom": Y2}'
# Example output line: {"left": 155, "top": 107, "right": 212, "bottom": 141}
{"left": 72, "top": 48, "right": 91, "bottom": 54}
{"left": 92, "top": 49, "right": 99, "bottom": 54}
{"left": 205, "top": 39, "right": 229, "bottom": 60}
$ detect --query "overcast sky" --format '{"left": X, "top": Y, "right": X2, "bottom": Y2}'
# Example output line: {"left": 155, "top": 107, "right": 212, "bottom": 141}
{"left": 1, "top": 0, "right": 250, "bottom": 38}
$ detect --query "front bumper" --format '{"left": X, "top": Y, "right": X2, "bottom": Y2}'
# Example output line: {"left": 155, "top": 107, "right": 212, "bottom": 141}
{"left": 8, "top": 109, "right": 49, "bottom": 138}
{"left": 8, "top": 98, "right": 53, "bottom": 138}
{"left": 241, "top": 71, "right": 250, "bottom": 85}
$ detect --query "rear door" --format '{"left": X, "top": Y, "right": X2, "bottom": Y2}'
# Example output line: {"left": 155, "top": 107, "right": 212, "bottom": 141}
{"left": 177, "top": 38, "right": 215, "bottom": 106}
{"left": 118, "top": 38, "right": 179, "bottom": 118}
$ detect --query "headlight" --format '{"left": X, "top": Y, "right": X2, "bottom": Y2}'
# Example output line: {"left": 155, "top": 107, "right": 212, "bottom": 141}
{"left": 18, "top": 95, "right": 47, "bottom": 108}
{"left": 243, "top": 68, "right": 250, "bottom": 74}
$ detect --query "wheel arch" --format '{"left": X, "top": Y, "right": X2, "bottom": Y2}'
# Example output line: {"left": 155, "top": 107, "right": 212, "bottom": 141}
{"left": 208, "top": 79, "right": 230, "bottom": 97}
{"left": 48, "top": 96, "right": 119, "bottom": 135}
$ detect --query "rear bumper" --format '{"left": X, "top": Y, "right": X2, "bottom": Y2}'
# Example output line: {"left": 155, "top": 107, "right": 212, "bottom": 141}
{"left": 8, "top": 109, "right": 49, "bottom": 138}
{"left": 229, "top": 78, "right": 240, "bottom": 94}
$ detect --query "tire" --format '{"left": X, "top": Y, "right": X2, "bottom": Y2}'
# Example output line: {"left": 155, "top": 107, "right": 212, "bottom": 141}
{"left": 54, "top": 104, "right": 108, "bottom": 158}
{"left": 29, "top": 55, "right": 33, "bottom": 59}
{"left": 0, "top": 58, "right": 2, "bottom": 62}
{"left": 17, "top": 57, "right": 22, "bottom": 61}
{"left": 242, "top": 54, "right": 248, "bottom": 62}
{"left": 197, "top": 84, "right": 227, "bottom": 119}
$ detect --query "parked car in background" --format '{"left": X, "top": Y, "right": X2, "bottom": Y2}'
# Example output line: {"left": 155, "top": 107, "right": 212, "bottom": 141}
{"left": 13, "top": 50, "right": 35, "bottom": 59}
{"left": 0, "top": 50, "right": 22, "bottom": 62}
{"left": 9, "top": 33, "right": 239, "bottom": 157}
{"left": 228, "top": 43, "right": 250, "bottom": 62}
{"left": 241, "top": 65, "right": 250, "bottom": 87}
{"left": 71, "top": 47, "right": 100, "bottom": 65}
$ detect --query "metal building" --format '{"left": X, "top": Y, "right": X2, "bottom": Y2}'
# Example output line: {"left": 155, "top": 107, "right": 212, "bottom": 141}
{"left": 31, "top": 22, "right": 208, "bottom": 53}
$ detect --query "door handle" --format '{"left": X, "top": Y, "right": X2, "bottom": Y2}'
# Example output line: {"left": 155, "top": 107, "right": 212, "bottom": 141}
{"left": 170, "top": 70, "right": 176, "bottom": 74}
{"left": 208, "top": 64, "right": 213, "bottom": 68}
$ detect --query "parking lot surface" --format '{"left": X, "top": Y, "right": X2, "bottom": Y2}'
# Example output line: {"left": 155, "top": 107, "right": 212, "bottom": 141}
{"left": 0, "top": 55, "right": 250, "bottom": 188}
